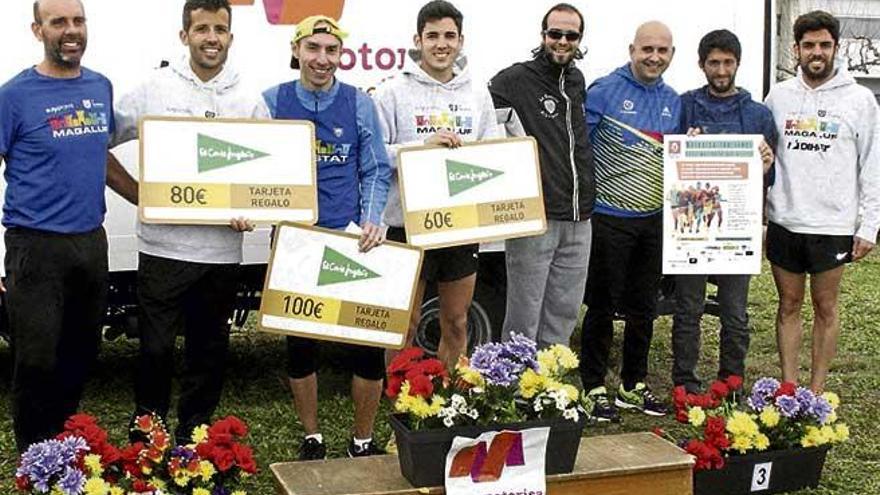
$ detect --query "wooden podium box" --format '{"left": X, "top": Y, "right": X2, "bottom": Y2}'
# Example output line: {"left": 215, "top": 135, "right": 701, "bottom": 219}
{"left": 271, "top": 432, "right": 694, "bottom": 495}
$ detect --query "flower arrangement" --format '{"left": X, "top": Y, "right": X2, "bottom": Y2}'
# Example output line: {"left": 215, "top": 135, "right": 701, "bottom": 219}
{"left": 15, "top": 413, "right": 257, "bottom": 495}
{"left": 661, "top": 376, "right": 848, "bottom": 471}
{"left": 386, "top": 334, "right": 586, "bottom": 429}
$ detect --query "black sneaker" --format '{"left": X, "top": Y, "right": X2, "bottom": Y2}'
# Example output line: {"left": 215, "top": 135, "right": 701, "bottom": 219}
{"left": 586, "top": 386, "right": 621, "bottom": 423}
{"left": 615, "top": 383, "right": 668, "bottom": 417}
{"left": 298, "top": 437, "right": 327, "bottom": 461}
{"left": 347, "top": 438, "right": 386, "bottom": 458}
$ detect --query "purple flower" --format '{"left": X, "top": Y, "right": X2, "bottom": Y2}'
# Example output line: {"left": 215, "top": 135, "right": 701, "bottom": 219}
{"left": 171, "top": 445, "right": 197, "bottom": 460}
{"left": 809, "top": 396, "right": 834, "bottom": 424}
{"left": 17, "top": 440, "right": 68, "bottom": 492}
{"left": 775, "top": 394, "right": 801, "bottom": 418}
{"left": 57, "top": 465, "right": 85, "bottom": 495}
{"left": 794, "top": 386, "right": 816, "bottom": 413}
{"left": 470, "top": 334, "right": 539, "bottom": 386}
{"left": 748, "top": 377, "right": 780, "bottom": 411}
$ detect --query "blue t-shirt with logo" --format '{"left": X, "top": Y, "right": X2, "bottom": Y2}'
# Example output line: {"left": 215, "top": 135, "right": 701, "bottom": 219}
{"left": 0, "top": 67, "right": 114, "bottom": 233}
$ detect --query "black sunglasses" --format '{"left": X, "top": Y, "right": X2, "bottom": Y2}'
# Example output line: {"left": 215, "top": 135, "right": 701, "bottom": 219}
{"left": 544, "top": 29, "right": 581, "bottom": 42}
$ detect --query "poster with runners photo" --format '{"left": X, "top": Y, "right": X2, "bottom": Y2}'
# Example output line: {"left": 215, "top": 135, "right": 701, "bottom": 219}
{"left": 139, "top": 116, "right": 317, "bottom": 225}
{"left": 258, "top": 223, "right": 423, "bottom": 349}
{"left": 397, "top": 137, "right": 547, "bottom": 249}
{"left": 663, "top": 134, "right": 764, "bottom": 275}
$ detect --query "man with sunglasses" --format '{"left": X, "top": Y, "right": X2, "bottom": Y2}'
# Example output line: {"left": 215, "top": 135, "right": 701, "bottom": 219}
{"left": 579, "top": 21, "right": 680, "bottom": 422}
{"left": 488, "top": 3, "right": 595, "bottom": 350}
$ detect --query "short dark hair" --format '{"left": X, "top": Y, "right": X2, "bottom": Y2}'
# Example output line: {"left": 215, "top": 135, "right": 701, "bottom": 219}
{"left": 183, "top": 0, "right": 232, "bottom": 32}
{"left": 794, "top": 10, "right": 840, "bottom": 45}
{"left": 416, "top": 0, "right": 463, "bottom": 36}
{"left": 541, "top": 3, "right": 584, "bottom": 35}
{"left": 698, "top": 29, "right": 741, "bottom": 65}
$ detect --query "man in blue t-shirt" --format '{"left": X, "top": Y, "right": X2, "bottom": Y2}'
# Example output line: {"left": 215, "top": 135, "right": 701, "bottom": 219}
{"left": 257, "top": 15, "right": 391, "bottom": 460}
{"left": 672, "top": 30, "right": 777, "bottom": 394}
{"left": 0, "top": 0, "right": 128, "bottom": 452}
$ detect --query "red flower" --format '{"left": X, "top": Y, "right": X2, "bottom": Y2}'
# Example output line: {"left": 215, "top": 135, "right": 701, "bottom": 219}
{"left": 233, "top": 443, "right": 258, "bottom": 474}
{"left": 406, "top": 373, "right": 435, "bottom": 398}
{"left": 209, "top": 416, "right": 248, "bottom": 438}
{"left": 387, "top": 347, "right": 424, "bottom": 374}
{"left": 709, "top": 380, "right": 730, "bottom": 400}
{"left": 15, "top": 475, "right": 30, "bottom": 491}
{"left": 385, "top": 374, "right": 404, "bottom": 398}
{"left": 675, "top": 409, "right": 689, "bottom": 423}
{"left": 652, "top": 427, "right": 666, "bottom": 438}
{"left": 725, "top": 375, "right": 743, "bottom": 391}
{"left": 213, "top": 447, "right": 236, "bottom": 472}
{"left": 775, "top": 381, "right": 797, "bottom": 397}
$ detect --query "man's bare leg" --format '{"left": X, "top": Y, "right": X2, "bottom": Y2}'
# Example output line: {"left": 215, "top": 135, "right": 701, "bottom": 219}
{"left": 808, "top": 265, "right": 845, "bottom": 393}
{"left": 771, "top": 263, "right": 807, "bottom": 384}
{"left": 352, "top": 375, "right": 383, "bottom": 439}
{"left": 385, "top": 279, "right": 427, "bottom": 366}
{"left": 436, "top": 274, "right": 477, "bottom": 370}
{"left": 288, "top": 374, "right": 319, "bottom": 434}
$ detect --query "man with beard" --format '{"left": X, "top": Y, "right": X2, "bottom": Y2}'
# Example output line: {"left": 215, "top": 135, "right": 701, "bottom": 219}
{"left": 672, "top": 29, "right": 777, "bottom": 394}
{"left": 107, "top": 0, "right": 262, "bottom": 444}
{"left": 259, "top": 15, "right": 390, "bottom": 459}
{"left": 0, "top": 0, "right": 128, "bottom": 451}
{"left": 488, "top": 3, "right": 595, "bottom": 349}
{"left": 765, "top": 11, "right": 879, "bottom": 393}
{"left": 374, "top": 0, "right": 500, "bottom": 369}
{"left": 579, "top": 21, "right": 679, "bottom": 421}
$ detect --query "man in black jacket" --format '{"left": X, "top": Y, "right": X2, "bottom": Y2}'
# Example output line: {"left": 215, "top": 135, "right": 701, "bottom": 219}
{"left": 488, "top": 2, "right": 595, "bottom": 349}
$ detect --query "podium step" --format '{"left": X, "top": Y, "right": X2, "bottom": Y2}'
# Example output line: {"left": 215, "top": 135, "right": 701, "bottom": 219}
{"left": 271, "top": 432, "right": 694, "bottom": 495}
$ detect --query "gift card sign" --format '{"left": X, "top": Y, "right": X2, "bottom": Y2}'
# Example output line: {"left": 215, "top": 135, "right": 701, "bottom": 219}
{"left": 139, "top": 116, "right": 317, "bottom": 225}
{"left": 398, "top": 137, "right": 546, "bottom": 249}
{"left": 445, "top": 428, "right": 548, "bottom": 495}
{"left": 258, "top": 223, "right": 422, "bottom": 349}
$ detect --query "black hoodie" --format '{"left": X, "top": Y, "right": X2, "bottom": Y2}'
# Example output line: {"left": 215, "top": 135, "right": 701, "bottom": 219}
{"left": 489, "top": 52, "right": 595, "bottom": 222}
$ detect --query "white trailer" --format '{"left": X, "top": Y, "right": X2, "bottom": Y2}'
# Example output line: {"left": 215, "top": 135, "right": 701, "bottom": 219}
{"left": 0, "top": 0, "right": 775, "bottom": 346}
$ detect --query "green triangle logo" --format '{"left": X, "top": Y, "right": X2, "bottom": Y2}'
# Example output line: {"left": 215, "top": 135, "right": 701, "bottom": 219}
{"left": 317, "top": 246, "right": 381, "bottom": 286}
{"left": 446, "top": 159, "right": 504, "bottom": 196}
{"left": 197, "top": 133, "right": 270, "bottom": 173}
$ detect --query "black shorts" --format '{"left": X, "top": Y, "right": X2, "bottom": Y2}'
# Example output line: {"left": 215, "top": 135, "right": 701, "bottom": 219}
{"left": 286, "top": 336, "right": 385, "bottom": 381}
{"left": 766, "top": 222, "right": 853, "bottom": 274}
{"left": 386, "top": 226, "right": 478, "bottom": 283}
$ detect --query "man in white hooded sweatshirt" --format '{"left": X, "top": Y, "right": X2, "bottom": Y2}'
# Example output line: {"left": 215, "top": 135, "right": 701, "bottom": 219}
{"left": 107, "top": 0, "right": 263, "bottom": 443}
{"left": 373, "top": 0, "right": 499, "bottom": 370}
{"left": 765, "top": 10, "right": 879, "bottom": 393}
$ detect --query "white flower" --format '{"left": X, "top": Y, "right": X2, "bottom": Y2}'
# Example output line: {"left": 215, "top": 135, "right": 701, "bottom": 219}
{"left": 443, "top": 416, "right": 454, "bottom": 427}
{"left": 451, "top": 394, "right": 466, "bottom": 409}
{"left": 534, "top": 401, "right": 544, "bottom": 412}
{"left": 468, "top": 409, "right": 479, "bottom": 419}
{"left": 472, "top": 387, "right": 484, "bottom": 394}
{"left": 563, "top": 408, "right": 579, "bottom": 421}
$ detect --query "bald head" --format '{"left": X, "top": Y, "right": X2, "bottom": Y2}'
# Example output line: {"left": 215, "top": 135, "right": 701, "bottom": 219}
{"left": 629, "top": 20, "right": 675, "bottom": 84}
{"left": 33, "top": 0, "right": 84, "bottom": 24}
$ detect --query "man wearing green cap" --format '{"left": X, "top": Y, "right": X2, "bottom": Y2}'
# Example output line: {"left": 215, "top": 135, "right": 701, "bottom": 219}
{"left": 257, "top": 15, "right": 391, "bottom": 460}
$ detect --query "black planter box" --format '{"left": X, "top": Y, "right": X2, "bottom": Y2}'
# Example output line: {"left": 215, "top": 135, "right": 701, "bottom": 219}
{"left": 388, "top": 413, "right": 586, "bottom": 488}
{"left": 694, "top": 445, "right": 831, "bottom": 495}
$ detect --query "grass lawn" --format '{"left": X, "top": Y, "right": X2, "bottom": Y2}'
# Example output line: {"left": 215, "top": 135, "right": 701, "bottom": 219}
{"left": 0, "top": 254, "right": 877, "bottom": 494}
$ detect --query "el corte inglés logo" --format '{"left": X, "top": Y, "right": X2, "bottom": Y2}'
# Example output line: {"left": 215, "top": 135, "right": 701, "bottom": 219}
{"left": 446, "top": 159, "right": 504, "bottom": 197}
{"left": 197, "top": 134, "right": 269, "bottom": 173}
{"left": 317, "top": 246, "right": 380, "bottom": 286}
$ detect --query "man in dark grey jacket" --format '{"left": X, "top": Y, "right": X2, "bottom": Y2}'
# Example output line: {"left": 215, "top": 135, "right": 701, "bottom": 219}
{"left": 488, "top": 2, "right": 595, "bottom": 349}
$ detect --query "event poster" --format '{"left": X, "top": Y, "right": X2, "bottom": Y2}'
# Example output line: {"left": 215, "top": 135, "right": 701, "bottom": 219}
{"left": 445, "top": 428, "right": 549, "bottom": 495}
{"left": 663, "top": 135, "right": 765, "bottom": 275}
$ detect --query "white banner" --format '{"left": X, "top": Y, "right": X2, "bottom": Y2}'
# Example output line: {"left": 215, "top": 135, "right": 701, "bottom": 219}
{"left": 398, "top": 137, "right": 546, "bottom": 249}
{"left": 662, "top": 134, "right": 765, "bottom": 275}
{"left": 445, "top": 428, "right": 549, "bottom": 495}
{"left": 139, "top": 116, "right": 317, "bottom": 224}
{"left": 258, "top": 223, "right": 422, "bottom": 349}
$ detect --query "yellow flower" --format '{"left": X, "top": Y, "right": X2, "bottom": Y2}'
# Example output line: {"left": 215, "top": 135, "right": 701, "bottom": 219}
{"left": 726, "top": 411, "right": 759, "bottom": 437}
{"left": 560, "top": 384, "right": 580, "bottom": 402}
{"left": 455, "top": 357, "right": 486, "bottom": 387}
{"left": 730, "top": 434, "right": 753, "bottom": 454}
{"left": 754, "top": 434, "right": 770, "bottom": 451}
{"left": 759, "top": 406, "right": 780, "bottom": 428}
{"left": 822, "top": 392, "right": 840, "bottom": 409}
{"left": 519, "top": 368, "right": 546, "bottom": 399}
{"left": 198, "top": 460, "right": 216, "bottom": 481}
{"left": 537, "top": 345, "right": 579, "bottom": 377}
{"left": 394, "top": 382, "right": 445, "bottom": 418}
{"left": 193, "top": 488, "right": 211, "bottom": 495}
{"left": 84, "top": 454, "right": 104, "bottom": 477}
{"left": 150, "top": 477, "right": 166, "bottom": 490}
{"left": 83, "top": 477, "right": 110, "bottom": 495}
{"left": 232, "top": 491, "right": 248, "bottom": 495}
{"left": 827, "top": 410, "right": 838, "bottom": 424}
{"left": 173, "top": 470, "right": 191, "bottom": 486}
{"left": 108, "top": 488, "right": 124, "bottom": 495}
{"left": 191, "top": 424, "right": 209, "bottom": 444}
{"left": 688, "top": 406, "right": 706, "bottom": 427}
{"left": 834, "top": 423, "right": 850, "bottom": 442}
